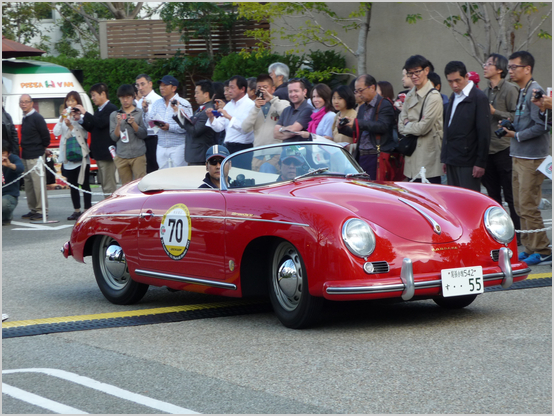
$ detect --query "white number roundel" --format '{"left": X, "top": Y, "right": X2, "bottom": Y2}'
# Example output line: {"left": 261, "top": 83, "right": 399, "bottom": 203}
{"left": 160, "top": 204, "right": 191, "bottom": 260}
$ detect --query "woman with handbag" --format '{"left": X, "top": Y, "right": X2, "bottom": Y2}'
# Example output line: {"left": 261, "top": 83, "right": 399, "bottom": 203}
{"left": 53, "top": 91, "right": 91, "bottom": 220}
{"left": 397, "top": 55, "right": 443, "bottom": 183}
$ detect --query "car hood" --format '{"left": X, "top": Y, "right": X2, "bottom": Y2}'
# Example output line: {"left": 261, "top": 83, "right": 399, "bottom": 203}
{"left": 288, "top": 179, "right": 463, "bottom": 243}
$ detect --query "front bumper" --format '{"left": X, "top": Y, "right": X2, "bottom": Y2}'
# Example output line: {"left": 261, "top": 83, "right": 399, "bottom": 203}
{"left": 61, "top": 241, "right": 72, "bottom": 259}
{"left": 324, "top": 248, "right": 531, "bottom": 300}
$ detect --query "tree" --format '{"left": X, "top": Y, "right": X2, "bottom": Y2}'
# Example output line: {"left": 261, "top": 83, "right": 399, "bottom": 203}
{"left": 160, "top": 2, "right": 243, "bottom": 63}
{"left": 236, "top": 2, "right": 372, "bottom": 76}
{"left": 407, "top": 2, "right": 552, "bottom": 65}
{"left": 2, "top": 2, "right": 53, "bottom": 47}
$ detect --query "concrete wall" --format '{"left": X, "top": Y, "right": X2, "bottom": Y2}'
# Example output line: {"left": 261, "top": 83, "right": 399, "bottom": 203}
{"left": 271, "top": 2, "right": 553, "bottom": 95}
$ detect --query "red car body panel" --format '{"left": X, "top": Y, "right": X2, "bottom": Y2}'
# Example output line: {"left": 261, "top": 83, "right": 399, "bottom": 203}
{"left": 67, "top": 172, "right": 528, "bottom": 301}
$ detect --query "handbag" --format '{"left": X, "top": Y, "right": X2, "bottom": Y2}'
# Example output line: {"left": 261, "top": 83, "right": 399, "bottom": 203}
{"left": 374, "top": 98, "right": 405, "bottom": 181}
{"left": 66, "top": 135, "right": 83, "bottom": 162}
{"left": 396, "top": 88, "right": 437, "bottom": 157}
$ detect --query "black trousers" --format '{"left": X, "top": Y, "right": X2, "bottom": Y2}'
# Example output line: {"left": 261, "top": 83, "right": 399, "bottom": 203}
{"left": 62, "top": 164, "right": 91, "bottom": 211}
{"left": 224, "top": 142, "right": 253, "bottom": 170}
{"left": 481, "top": 148, "right": 521, "bottom": 232}
{"left": 145, "top": 135, "right": 158, "bottom": 173}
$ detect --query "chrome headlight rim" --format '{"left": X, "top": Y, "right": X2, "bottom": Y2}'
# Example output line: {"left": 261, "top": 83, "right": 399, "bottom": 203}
{"left": 342, "top": 218, "right": 376, "bottom": 258}
{"left": 484, "top": 206, "right": 515, "bottom": 244}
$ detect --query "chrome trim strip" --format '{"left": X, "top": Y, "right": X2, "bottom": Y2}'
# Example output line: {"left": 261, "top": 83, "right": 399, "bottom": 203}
{"left": 190, "top": 216, "right": 309, "bottom": 227}
{"left": 90, "top": 214, "right": 139, "bottom": 218}
{"left": 399, "top": 198, "right": 442, "bottom": 235}
{"left": 135, "top": 269, "right": 237, "bottom": 290}
{"left": 498, "top": 247, "right": 513, "bottom": 289}
{"left": 400, "top": 258, "right": 414, "bottom": 300}
{"left": 325, "top": 267, "right": 532, "bottom": 296}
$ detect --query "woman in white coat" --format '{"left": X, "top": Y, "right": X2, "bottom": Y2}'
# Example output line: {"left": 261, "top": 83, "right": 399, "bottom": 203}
{"left": 53, "top": 91, "right": 91, "bottom": 220}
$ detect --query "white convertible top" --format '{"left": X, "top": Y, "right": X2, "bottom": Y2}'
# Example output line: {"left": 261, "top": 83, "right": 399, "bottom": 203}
{"left": 137, "top": 166, "right": 208, "bottom": 192}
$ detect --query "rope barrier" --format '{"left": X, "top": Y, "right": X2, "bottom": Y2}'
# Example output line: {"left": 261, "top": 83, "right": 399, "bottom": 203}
{"left": 409, "top": 166, "right": 430, "bottom": 184}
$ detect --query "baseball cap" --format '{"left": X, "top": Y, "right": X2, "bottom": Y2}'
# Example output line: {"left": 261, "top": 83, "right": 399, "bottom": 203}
{"left": 205, "top": 145, "right": 230, "bottom": 162}
{"left": 468, "top": 71, "right": 480, "bottom": 88}
{"left": 280, "top": 147, "right": 304, "bottom": 164}
{"left": 157, "top": 75, "right": 179, "bottom": 87}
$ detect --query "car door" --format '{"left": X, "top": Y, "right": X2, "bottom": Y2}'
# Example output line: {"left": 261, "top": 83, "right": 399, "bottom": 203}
{"left": 137, "top": 190, "right": 226, "bottom": 281}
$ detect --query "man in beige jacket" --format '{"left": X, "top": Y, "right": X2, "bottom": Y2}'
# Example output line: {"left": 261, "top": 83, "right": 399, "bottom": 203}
{"left": 398, "top": 55, "right": 444, "bottom": 183}
{"left": 242, "top": 74, "right": 290, "bottom": 172}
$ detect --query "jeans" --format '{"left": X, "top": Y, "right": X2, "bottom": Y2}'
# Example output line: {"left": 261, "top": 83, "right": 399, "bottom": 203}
{"left": 2, "top": 194, "right": 18, "bottom": 222}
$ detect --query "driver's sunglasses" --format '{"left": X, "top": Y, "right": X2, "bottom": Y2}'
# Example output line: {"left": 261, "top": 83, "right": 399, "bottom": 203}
{"left": 282, "top": 159, "right": 302, "bottom": 167}
{"left": 208, "top": 157, "right": 224, "bottom": 166}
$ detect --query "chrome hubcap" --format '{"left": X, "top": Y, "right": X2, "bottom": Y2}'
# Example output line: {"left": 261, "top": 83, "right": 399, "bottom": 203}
{"left": 104, "top": 244, "right": 126, "bottom": 281}
{"left": 273, "top": 243, "right": 303, "bottom": 311}
{"left": 278, "top": 259, "right": 299, "bottom": 298}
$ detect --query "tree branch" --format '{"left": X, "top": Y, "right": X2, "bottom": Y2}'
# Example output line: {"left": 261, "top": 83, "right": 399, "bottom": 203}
{"left": 515, "top": 7, "right": 552, "bottom": 51}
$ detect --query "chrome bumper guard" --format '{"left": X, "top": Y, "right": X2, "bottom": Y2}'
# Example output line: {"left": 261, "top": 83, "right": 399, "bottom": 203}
{"left": 325, "top": 251, "right": 532, "bottom": 299}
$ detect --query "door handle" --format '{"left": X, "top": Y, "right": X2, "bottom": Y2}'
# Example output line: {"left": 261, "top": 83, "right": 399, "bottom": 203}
{"left": 140, "top": 210, "right": 153, "bottom": 219}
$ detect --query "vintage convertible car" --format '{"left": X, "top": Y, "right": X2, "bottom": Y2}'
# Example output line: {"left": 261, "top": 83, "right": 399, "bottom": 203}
{"left": 62, "top": 141, "right": 530, "bottom": 328}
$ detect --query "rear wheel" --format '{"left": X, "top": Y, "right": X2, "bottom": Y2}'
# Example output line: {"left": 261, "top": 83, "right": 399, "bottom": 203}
{"left": 92, "top": 235, "right": 148, "bottom": 304}
{"left": 269, "top": 241, "right": 323, "bottom": 329}
{"left": 433, "top": 294, "right": 478, "bottom": 309}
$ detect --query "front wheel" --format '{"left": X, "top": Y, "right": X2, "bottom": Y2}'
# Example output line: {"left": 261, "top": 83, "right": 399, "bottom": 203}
{"left": 268, "top": 241, "right": 323, "bottom": 329}
{"left": 92, "top": 235, "right": 148, "bottom": 304}
{"left": 433, "top": 294, "right": 478, "bottom": 309}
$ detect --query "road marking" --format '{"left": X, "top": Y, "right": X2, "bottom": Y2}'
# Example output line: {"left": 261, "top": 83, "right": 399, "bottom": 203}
{"left": 10, "top": 221, "right": 73, "bottom": 231}
{"left": 2, "top": 299, "right": 264, "bottom": 328}
{"left": 3, "top": 368, "right": 199, "bottom": 414}
{"left": 2, "top": 383, "right": 87, "bottom": 414}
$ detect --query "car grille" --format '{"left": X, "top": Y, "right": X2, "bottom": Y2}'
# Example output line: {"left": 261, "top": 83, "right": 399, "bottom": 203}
{"left": 490, "top": 250, "right": 499, "bottom": 261}
{"left": 367, "top": 261, "right": 390, "bottom": 274}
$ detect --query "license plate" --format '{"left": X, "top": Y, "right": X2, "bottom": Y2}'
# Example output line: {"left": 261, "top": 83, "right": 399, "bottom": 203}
{"left": 441, "top": 266, "right": 484, "bottom": 297}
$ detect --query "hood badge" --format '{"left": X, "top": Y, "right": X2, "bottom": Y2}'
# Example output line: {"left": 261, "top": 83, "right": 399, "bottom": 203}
{"left": 399, "top": 198, "right": 442, "bottom": 235}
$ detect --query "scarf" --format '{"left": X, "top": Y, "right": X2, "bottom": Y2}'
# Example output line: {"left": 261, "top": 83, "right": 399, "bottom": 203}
{"left": 307, "top": 107, "right": 327, "bottom": 133}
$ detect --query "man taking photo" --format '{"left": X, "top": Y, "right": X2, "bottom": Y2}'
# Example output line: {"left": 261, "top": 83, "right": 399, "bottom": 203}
{"left": 500, "top": 51, "right": 551, "bottom": 266}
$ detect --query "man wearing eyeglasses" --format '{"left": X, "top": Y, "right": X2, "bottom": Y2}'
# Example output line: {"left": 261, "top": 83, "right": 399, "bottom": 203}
{"left": 136, "top": 74, "right": 161, "bottom": 173}
{"left": 199, "top": 145, "right": 230, "bottom": 189}
{"left": 499, "top": 51, "right": 551, "bottom": 266}
{"left": 398, "top": 55, "right": 444, "bottom": 183}
{"left": 340, "top": 74, "right": 396, "bottom": 180}
{"left": 481, "top": 53, "right": 521, "bottom": 243}
{"left": 18, "top": 94, "right": 50, "bottom": 220}
{"left": 441, "top": 60, "right": 490, "bottom": 192}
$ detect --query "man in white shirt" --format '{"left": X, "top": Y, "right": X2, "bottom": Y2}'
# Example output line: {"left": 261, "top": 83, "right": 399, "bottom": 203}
{"left": 143, "top": 75, "right": 192, "bottom": 169}
{"left": 136, "top": 73, "right": 162, "bottom": 173}
{"left": 206, "top": 75, "right": 255, "bottom": 169}
{"left": 441, "top": 61, "right": 490, "bottom": 191}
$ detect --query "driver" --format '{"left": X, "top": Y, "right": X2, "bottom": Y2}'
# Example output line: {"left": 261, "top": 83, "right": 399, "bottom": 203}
{"left": 199, "top": 145, "right": 230, "bottom": 189}
{"left": 277, "top": 148, "right": 304, "bottom": 181}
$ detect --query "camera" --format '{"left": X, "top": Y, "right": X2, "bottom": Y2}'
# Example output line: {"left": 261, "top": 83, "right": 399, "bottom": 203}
{"left": 256, "top": 89, "right": 264, "bottom": 99}
{"left": 338, "top": 117, "right": 348, "bottom": 127}
{"left": 534, "top": 90, "right": 544, "bottom": 100}
{"left": 494, "top": 119, "right": 515, "bottom": 138}
{"left": 212, "top": 110, "right": 222, "bottom": 118}
{"left": 171, "top": 99, "right": 179, "bottom": 106}
{"left": 71, "top": 107, "right": 79, "bottom": 113}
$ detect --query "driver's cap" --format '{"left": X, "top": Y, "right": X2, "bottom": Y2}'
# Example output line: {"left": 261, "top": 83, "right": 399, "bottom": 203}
{"left": 206, "top": 145, "right": 230, "bottom": 162}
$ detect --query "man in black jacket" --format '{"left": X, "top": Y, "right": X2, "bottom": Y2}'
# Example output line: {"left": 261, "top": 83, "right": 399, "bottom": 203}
{"left": 340, "top": 74, "right": 396, "bottom": 180}
{"left": 173, "top": 80, "right": 216, "bottom": 166}
{"left": 19, "top": 95, "right": 50, "bottom": 220}
{"left": 441, "top": 61, "right": 491, "bottom": 191}
{"left": 75, "top": 83, "right": 118, "bottom": 197}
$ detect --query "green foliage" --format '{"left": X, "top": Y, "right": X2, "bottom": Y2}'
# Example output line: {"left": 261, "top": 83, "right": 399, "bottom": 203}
{"left": 2, "top": 2, "right": 49, "bottom": 43}
{"left": 30, "top": 56, "right": 167, "bottom": 103}
{"left": 159, "top": 50, "right": 214, "bottom": 86}
{"left": 212, "top": 51, "right": 287, "bottom": 81}
{"left": 406, "top": 13, "right": 423, "bottom": 24}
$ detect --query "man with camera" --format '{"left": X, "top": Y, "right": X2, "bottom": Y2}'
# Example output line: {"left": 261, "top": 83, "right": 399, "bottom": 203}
{"left": 500, "top": 51, "right": 551, "bottom": 266}
{"left": 144, "top": 75, "right": 192, "bottom": 169}
{"left": 242, "top": 74, "right": 290, "bottom": 172}
{"left": 481, "top": 53, "right": 521, "bottom": 242}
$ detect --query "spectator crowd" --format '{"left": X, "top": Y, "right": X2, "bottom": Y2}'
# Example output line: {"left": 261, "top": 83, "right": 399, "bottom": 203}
{"left": 2, "top": 50, "right": 552, "bottom": 266}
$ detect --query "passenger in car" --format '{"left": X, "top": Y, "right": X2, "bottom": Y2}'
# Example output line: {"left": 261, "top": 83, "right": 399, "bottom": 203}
{"left": 277, "top": 148, "right": 303, "bottom": 181}
{"left": 199, "top": 145, "right": 230, "bottom": 189}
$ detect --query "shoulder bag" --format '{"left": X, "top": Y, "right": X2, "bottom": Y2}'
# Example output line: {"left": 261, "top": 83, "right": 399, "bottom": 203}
{"left": 66, "top": 134, "right": 83, "bottom": 162}
{"left": 396, "top": 88, "right": 436, "bottom": 156}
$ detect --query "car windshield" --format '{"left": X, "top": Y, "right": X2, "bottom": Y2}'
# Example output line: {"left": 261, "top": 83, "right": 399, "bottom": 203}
{"left": 222, "top": 142, "right": 363, "bottom": 189}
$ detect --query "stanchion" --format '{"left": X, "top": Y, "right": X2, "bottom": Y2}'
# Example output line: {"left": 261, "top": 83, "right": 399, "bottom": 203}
{"left": 30, "top": 156, "right": 59, "bottom": 224}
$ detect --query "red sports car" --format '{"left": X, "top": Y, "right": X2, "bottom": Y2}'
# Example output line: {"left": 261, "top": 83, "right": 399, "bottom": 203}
{"left": 62, "top": 141, "right": 530, "bottom": 328}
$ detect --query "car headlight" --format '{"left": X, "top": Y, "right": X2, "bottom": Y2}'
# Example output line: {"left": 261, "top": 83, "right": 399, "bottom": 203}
{"left": 484, "top": 207, "right": 515, "bottom": 244}
{"left": 342, "top": 219, "right": 376, "bottom": 258}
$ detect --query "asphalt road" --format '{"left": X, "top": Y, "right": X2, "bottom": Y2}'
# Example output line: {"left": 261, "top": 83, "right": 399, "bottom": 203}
{"left": 2, "top": 182, "right": 552, "bottom": 414}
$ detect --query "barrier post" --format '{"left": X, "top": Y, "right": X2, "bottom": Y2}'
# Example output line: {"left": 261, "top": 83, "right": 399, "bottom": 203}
{"left": 30, "top": 156, "right": 59, "bottom": 224}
